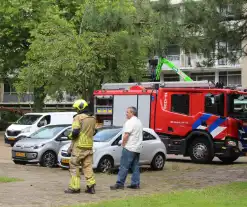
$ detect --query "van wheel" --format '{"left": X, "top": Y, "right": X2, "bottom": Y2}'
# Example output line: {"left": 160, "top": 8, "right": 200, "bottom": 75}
{"left": 189, "top": 137, "right": 214, "bottom": 164}
{"left": 151, "top": 152, "right": 165, "bottom": 170}
{"left": 40, "top": 151, "right": 57, "bottom": 168}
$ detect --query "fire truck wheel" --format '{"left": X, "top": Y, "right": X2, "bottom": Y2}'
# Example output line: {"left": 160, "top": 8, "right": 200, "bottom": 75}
{"left": 151, "top": 152, "right": 165, "bottom": 170}
{"left": 189, "top": 138, "right": 214, "bottom": 164}
{"left": 218, "top": 156, "right": 240, "bottom": 164}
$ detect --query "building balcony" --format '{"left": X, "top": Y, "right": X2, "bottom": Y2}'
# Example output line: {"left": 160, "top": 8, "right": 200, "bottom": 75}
{"left": 3, "top": 93, "right": 33, "bottom": 103}
{"left": 160, "top": 54, "right": 241, "bottom": 71}
{"left": 1, "top": 92, "right": 76, "bottom": 104}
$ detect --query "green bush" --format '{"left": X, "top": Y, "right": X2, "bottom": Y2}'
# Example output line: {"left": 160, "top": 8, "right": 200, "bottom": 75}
{"left": 0, "top": 111, "right": 21, "bottom": 122}
{"left": 0, "top": 111, "right": 21, "bottom": 131}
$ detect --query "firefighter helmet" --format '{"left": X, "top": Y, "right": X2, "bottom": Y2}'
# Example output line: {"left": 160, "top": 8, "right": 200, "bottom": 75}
{"left": 72, "top": 99, "right": 88, "bottom": 111}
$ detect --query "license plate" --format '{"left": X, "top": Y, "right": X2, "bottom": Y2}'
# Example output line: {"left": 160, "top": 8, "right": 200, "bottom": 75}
{"left": 61, "top": 159, "right": 70, "bottom": 164}
{"left": 16, "top": 152, "right": 26, "bottom": 157}
{"left": 8, "top": 137, "right": 15, "bottom": 141}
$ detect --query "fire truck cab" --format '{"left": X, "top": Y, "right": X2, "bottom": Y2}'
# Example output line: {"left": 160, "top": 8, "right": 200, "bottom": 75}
{"left": 93, "top": 81, "right": 246, "bottom": 164}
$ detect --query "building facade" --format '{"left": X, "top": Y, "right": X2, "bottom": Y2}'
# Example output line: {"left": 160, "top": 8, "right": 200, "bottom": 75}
{"left": 158, "top": 44, "right": 244, "bottom": 87}
{"left": 155, "top": 0, "right": 247, "bottom": 88}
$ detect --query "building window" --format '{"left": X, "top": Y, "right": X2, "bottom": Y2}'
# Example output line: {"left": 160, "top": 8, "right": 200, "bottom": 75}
{"left": 219, "top": 76, "right": 227, "bottom": 86}
{"left": 4, "top": 83, "right": 16, "bottom": 93}
{"left": 4, "top": 83, "right": 11, "bottom": 93}
{"left": 166, "top": 45, "right": 180, "bottom": 55}
{"left": 228, "top": 75, "right": 241, "bottom": 85}
{"left": 197, "top": 76, "right": 215, "bottom": 82}
{"left": 163, "top": 74, "right": 179, "bottom": 82}
{"left": 171, "top": 94, "right": 189, "bottom": 115}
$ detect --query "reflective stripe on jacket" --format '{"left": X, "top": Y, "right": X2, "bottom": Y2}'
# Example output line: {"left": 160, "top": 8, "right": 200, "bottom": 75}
{"left": 71, "top": 113, "right": 96, "bottom": 149}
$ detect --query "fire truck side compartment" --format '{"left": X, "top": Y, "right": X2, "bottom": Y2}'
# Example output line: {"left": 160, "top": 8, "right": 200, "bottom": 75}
{"left": 137, "top": 95, "right": 151, "bottom": 128}
{"left": 113, "top": 95, "right": 137, "bottom": 127}
{"left": 112, "top": 95, "right": 151, "bottom": 128}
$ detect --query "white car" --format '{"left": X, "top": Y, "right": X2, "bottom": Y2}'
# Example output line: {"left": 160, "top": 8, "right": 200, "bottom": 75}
{"left": 57, "top": 127, "right": 167, "bottom": 172}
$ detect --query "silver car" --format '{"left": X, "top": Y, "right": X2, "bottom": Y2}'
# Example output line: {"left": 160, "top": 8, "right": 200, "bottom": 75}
{"left": 12, "top": 124, "right": 71, "bottom": 167}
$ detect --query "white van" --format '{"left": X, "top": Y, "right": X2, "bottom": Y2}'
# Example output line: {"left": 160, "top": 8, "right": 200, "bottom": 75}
{"left": 4, "top": 112, "right": 76, "bottom": 146}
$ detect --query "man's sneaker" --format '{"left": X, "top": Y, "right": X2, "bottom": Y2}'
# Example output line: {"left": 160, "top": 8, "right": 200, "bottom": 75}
{"left": 64, "top": 188, "right": 80, "bottom": 194}
{"left": 127, "top": 185, "right": 140, "bottom": 189}
{"left": 85, "top": 184, "right": 96, "bottom": 194}
{"left": 110, "top": 184, "right": 124, "bottom": 190}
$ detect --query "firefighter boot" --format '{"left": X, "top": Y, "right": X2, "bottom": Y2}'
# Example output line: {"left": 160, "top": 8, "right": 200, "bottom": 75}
{"left": 85, "top": 184, "right": 96, "bottom": 194}
{"left": 64, "top": 188, "right": 81, "bottom": 194}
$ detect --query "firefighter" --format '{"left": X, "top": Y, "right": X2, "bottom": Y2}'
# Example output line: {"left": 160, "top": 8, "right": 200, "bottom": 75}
{"left": 64, "top": 99, "right": 97, "bottom": 194}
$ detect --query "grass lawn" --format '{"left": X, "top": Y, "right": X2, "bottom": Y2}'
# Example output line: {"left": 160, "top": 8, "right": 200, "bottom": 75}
{"left": 69, "top": 182, "right": 247, "bottom": 207}
{"left": 0, "top": 176, "right": 23, "bottom": 183}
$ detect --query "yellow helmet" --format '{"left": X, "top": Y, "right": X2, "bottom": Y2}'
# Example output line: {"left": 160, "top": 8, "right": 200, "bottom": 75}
{"left": 72, "top": 99, "right": 88, "bottom": 111}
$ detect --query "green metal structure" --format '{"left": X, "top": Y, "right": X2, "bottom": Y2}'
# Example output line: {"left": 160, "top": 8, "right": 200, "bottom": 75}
{"left": 155, "top": 57, "right": 193, "bottom": 81}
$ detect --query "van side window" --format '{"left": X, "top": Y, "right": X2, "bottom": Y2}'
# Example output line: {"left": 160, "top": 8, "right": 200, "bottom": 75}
{"left": 171, "top": 94, "right": 189, "bottom": 115}
{"left": 38, "top": 115, "right": 51, "bottom": 127}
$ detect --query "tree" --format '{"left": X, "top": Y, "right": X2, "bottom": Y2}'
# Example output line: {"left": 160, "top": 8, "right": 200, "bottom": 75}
{"left": 0, "top": 0, "right": 31, "bottom": 82}
{"left": 149, "top": 0, "right": 183, "bottom": 57}
{"left": 0, "top": 0, "right": 57, "bottom": 110}
{"left": 180, "top": 0, "right": 247, "bottom": 65}
{"left": 15, "top": 0, "right": 153, "bottom": 110}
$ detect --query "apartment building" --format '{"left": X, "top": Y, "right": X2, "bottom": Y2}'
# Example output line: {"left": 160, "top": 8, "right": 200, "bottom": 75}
{"left": 154, "top": 0, "right": 247, "bottom": 88}
{"left": 159, "top": 44, "right": 244, "bottom": 87}
{"left": 0, "top": 81, "right": 76, "bottom": 111}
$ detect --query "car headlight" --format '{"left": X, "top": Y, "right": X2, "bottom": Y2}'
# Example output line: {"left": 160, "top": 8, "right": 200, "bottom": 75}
{"left": 21, "top": 127, "right": 31, "bottom": 133}
{"left": 33, "top": 144, "right": 46, "bottom": 149}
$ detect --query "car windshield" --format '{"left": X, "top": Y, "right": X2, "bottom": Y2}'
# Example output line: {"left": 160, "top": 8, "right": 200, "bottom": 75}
{"left": 15, "top": 115, "right": 42, "bottom": 125}
{"left": 228, "top": 94, "right": 247, "bottom": 120}
{"left": 94, "top": 128, "right": 122, "bottom": 142}
{"left": 30, "top": 126, "right": 66, "bottom": 139}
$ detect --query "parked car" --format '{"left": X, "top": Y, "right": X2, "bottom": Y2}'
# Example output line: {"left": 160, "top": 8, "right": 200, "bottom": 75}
{"left": 58, "top": 127, "right": 167, "bottom": 172}
{"left": 12, "top": 124, "right": 71, "bottom": 167}
{"left": 5, "top": 112, "right": 76, "bottom": 146}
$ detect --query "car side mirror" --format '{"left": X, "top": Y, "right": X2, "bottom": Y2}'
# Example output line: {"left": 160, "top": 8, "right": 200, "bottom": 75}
{"left": 118, "top": 140, "right": 122, "bottom": 146}
{"left": 57, "top": 136, "right": 68, "bottom": 142}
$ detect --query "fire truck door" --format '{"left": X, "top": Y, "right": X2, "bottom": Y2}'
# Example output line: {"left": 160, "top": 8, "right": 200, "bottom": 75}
{"left": 113, "top": 95, "right": 138, "bottom": 126}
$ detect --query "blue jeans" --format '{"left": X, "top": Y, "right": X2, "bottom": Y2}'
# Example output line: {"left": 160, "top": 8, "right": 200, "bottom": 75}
{"left": 116, "top": 148, "right": 140, "bottom": 186}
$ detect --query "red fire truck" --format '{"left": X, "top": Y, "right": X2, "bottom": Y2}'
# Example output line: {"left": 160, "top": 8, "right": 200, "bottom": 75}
{"left": 93, "top": 81, "right": 246, "bottom": 164}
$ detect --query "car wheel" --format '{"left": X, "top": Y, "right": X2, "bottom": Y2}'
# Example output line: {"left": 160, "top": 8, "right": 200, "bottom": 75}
{"left": 13, "top": 160, "right": 26, "bottom": 165}
{"left": 218, "top": 155, "right": 240, "bottom": 164}
{"left": 10, "top": 143, "right": 14, "bottom": 147}
{"left": 40, "top": 151, "right": 57, "bottom": 168}
{"left": 151, "top": 153, "right": 165, "bottom": 171}
{"left": 97, "top": 156, "right": 114, "bottom": 173}
{"left": 189, "top": 137, "right": 214, "bottom": 164}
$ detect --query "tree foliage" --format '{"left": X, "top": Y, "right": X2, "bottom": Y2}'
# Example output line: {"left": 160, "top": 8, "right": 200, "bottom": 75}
{"left": 150, "top": 0, "right": 182, "bottom": 57}
{"left": 0, "top": 0, "right": 55, "bottom": 81}
{"left": 15, "top": 0, "right": 152, "bottom": 104}
{"left": 2, "top": 0, "right": 246, "bottom": 111}
{"left": 180, "top": 0, "right": 247, "bottom": 64}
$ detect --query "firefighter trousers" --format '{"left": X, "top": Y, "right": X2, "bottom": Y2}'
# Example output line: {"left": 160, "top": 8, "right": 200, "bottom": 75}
{"left": 68, "top": 146, "right": 96, "bottom": 190}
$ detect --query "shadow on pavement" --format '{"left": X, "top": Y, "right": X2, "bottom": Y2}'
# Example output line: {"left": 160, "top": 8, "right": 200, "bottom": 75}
{"left": 167, "top": 158, "right": 247, "bottom": 165}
